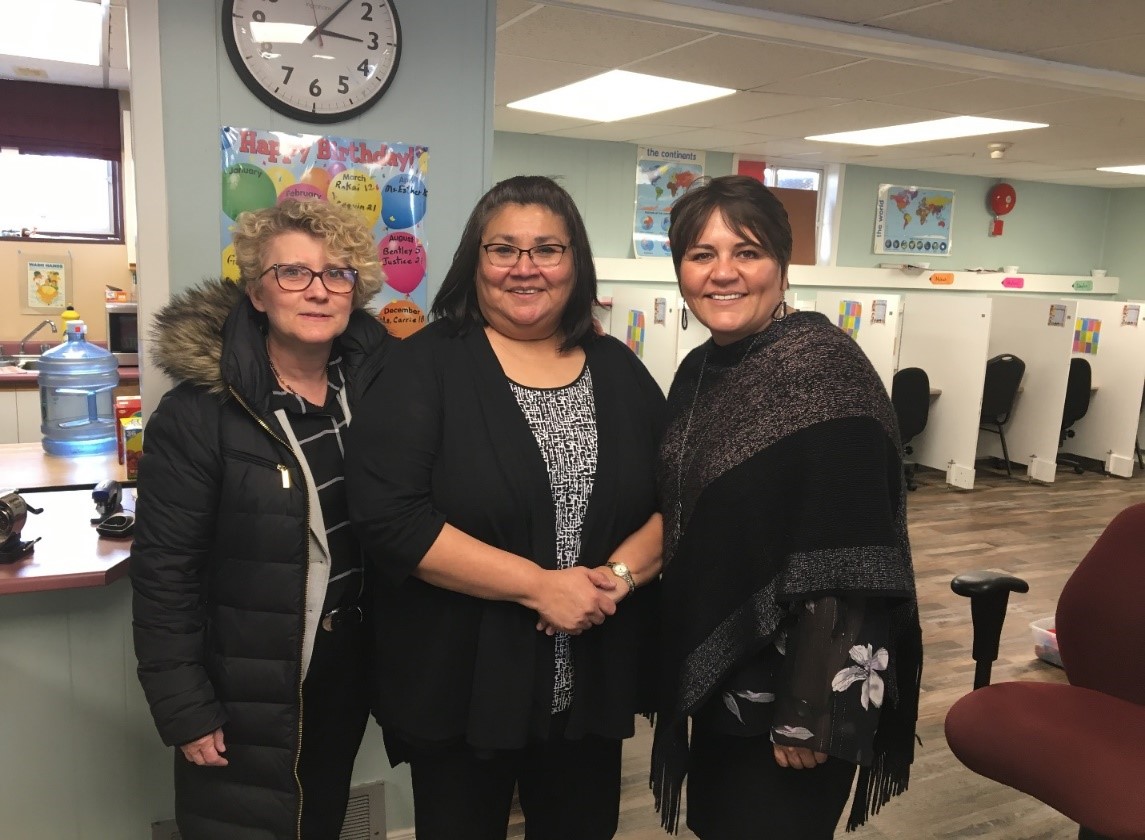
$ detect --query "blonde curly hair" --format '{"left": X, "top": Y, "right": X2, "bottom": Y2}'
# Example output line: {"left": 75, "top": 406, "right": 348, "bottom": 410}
{"left": 232, "top": 199, "right": 385, "bottom": 309}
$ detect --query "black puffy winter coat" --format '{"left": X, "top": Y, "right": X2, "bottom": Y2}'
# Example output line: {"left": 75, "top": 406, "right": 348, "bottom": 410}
{"left": 130, "top": 280, "right": 389, "bottom": 839}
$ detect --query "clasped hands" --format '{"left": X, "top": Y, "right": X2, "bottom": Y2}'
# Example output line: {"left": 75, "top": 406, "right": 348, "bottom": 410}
{"left": 532, "top": 565, "right": 626, "bottom": 636}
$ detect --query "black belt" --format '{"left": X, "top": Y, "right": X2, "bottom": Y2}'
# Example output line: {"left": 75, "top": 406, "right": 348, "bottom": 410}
{"left": 320, "top": 604, "right": 363, "bottom": 632}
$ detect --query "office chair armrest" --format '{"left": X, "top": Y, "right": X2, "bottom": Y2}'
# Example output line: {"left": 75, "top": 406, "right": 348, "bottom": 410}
{"left": 951, "top": 571, "right": 1030, "bottom": 690}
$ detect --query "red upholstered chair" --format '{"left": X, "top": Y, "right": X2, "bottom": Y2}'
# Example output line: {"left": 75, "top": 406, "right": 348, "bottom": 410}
{"left": 945, "top": 503, "right": 1145, "bottom": 840}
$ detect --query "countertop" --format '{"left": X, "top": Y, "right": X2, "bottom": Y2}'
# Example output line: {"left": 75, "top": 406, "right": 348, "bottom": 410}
{"left": 0, "top": 365, "right": 139, "bottom": 385}
{"left": 0, "top": 487, "right": 134, "bottom": 594}
{"left": 0, "top": 442, "right": 128, "bottom": 491}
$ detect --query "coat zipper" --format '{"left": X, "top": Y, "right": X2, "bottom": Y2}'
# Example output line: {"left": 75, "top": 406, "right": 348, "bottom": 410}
{"left": 228, "top": 385, "right": 309, "bottom": 840}
{"left": 221, "top": 449, "right": 292, "bottom": 487}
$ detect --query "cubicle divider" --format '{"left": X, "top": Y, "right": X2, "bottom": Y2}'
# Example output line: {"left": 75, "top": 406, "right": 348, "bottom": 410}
{"left": 606, "top": 283, "right": 681, "bottom": 394}
{"left": 1061, "top": 299, "right": 1145, "bottom": 477}
{"left": 977, "top": 297, "right": 1076, "bottom": 483}
{"left": 814, "top": 291, "right": 902, "bottom": 393}
{"left": 898, "top": 294, "right": 992, "bottom": 489}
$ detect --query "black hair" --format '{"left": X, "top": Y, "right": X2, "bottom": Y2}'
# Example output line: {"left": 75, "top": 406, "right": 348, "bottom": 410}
{"left": 668, "top": 175, "right": 793, "bottom": 279}
{"left": 431, "top": 175, "right": 598, "bottom": 350}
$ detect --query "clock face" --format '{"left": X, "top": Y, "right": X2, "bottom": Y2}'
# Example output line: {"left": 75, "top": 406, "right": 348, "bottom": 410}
{"left": 223, "top": 0, "right": 401, "bottom": 124}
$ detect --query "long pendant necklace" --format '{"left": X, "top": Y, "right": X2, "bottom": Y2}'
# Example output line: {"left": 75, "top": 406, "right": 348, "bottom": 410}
{"left": 673, "top": 332, "right": 766, "bottom": 539}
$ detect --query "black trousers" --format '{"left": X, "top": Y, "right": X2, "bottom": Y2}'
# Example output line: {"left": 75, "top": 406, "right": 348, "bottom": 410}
{"left": 406, "top": 714, "right": 623, "bottom": 840}
{"left": 298, "top": 621, "right": 371, "bottom": 839}
{"left": 686, "top": 720, "right": 857, "bottom": 840}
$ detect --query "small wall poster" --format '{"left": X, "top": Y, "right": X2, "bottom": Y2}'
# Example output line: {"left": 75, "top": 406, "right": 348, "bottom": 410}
{"left": 873, "top": 184, "right": 954, "bottom": 257}
{"left": 626, "top": 310, "right": 646, "bottom": 357}
{"left": 634, "top": 146, "right": 704, "bottom": 258}
{"left": 1048, "top": 304, "right": 1067, "bottom": 327}
{"left": 1122, "top": 304, "right": 1140, "bottom": 327}
{"left": 837, "top": 300, "right": 862, "bottom": 339}
{"left": 220, "top": 126, "right": 429, "bottom": 338}
{"left": 1073, "top": 317, "right": 1101, "bottom": 354}
{"left": 20, "top": 254, "right": 70, "bottom": 314}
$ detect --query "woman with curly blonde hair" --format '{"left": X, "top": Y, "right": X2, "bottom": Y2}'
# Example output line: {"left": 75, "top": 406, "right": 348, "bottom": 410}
{"left": 131, "top": 199, "right": 392, "bottom": 839}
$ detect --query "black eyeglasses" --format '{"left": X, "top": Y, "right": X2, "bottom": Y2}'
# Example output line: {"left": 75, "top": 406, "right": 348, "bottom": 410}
{"left": 260, "top": 263, "right": 358, "bottom": 294}
{"left": 481, "top": 243, "right": 571, "bottom": 268}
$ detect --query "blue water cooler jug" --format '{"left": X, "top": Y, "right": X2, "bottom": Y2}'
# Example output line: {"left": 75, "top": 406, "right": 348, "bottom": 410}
{"left": 38, "top": 320, "right": 120, "bottom": 456}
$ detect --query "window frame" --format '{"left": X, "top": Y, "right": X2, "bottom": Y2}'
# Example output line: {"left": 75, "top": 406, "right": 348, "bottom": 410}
{"left": 0, "top": 152, "right": 125, "bottom": 245}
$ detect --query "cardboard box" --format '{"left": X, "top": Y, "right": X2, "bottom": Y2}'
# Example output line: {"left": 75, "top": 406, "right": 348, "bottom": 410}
{"left": 122, "top": 417, "right": 144, "bottom": 480}
{"left": 115, "top": 395, "right": 142, "bottom": 464}
{"left": 104, "top": 288, "right": 129, "bottom": 303}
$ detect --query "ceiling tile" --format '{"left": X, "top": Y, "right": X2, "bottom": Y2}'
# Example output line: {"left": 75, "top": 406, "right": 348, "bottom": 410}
{"left": 866, "top": 0, "right": 1145, "bottom": 57}
{"left": 872, "top": 77, "right": 1082, "bottom": 114}
{"left": 626, "top": 34, "right": 858, "bottom": 89}
{"left": 496, "top": 5, "right": 704, "bottom": 66}
{"left": 497, "top": 0, "right": 540, "bottom": 27}
{"left": 1031, "top": 36, "right": 1145, "bottom": 77}
{"left": 712, "top": 0, "right": 943, "bottom": 24}
{"left": 494, "top": 54, "right": 605, "bottom": 105}
{"left": 754, "top": 57, "right": 978, "bottom": 98}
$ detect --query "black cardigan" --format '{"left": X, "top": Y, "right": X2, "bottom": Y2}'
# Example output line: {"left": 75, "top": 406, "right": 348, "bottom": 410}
{"left": 346, "top": 320, "right": 664, "bottom": 757}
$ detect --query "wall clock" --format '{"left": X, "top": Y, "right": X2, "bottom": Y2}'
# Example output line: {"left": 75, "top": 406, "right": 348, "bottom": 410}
{"left": 222, "top": 0, "right": 401, "bottom": 124}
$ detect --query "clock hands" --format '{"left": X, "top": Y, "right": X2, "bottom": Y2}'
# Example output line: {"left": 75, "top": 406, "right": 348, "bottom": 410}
{"left": 306, "top": 0, "right": 353, "bottom": 41}
{"left": 315, "top": 29, "right": 363, "bottom": 43}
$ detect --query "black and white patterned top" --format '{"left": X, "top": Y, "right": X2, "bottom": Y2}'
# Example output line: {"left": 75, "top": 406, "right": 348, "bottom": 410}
{"left": 509, "top": 365, "right": 598, "bottom": 713}
{"left": 269, "top": 355, "right": 362, "bottom": 613}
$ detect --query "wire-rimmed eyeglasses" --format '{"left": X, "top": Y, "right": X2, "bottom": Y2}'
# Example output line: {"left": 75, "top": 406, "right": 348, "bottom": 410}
{"left": 481, "top": 242, "right": 571, "bottom": 268}
{"left": 259, "top": 263, "right": 358, "bottom": 294}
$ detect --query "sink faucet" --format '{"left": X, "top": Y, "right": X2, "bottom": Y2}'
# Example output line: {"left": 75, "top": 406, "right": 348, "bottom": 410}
{"left": 18, "top": 319, "right": 57, "bottom": 355}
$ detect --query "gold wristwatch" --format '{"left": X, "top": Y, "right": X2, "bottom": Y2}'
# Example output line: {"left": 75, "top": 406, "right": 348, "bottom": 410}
{"left": 607, "top": 561, "right": 636, "bottom": 594}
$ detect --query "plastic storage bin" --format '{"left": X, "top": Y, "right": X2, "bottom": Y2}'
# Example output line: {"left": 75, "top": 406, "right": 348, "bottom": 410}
{"left": 1030, "top": 617, "right": 1063, "bottom": 668}
{"left": 37, "top": 320, "right": 120, "bottom": 456}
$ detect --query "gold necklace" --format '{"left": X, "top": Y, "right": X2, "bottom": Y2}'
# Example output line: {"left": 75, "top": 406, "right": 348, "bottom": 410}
{"left": 267, "top": 355, "right": 299, "bottom": 396}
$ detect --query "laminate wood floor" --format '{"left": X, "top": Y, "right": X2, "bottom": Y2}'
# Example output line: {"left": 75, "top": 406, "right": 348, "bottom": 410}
{"left": 508, "top": 464, "right": 1145, "bottom": 839}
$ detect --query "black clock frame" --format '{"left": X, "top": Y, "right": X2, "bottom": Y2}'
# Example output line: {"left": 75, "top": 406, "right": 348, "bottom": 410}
{"left": 221, "top": 0, "right": 402, "bottom": 124}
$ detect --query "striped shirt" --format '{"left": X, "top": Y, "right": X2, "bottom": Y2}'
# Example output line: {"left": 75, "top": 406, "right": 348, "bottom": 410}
{"left": 269, "top": 355, "right": 361, "bottom": 613}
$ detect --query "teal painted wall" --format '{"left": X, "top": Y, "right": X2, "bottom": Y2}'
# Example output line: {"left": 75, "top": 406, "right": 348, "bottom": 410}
{"left": 1104, "top": 188, "right": 1145, "bottom": 300}
{"left": 837, "top": 166, "right": 1113, "bottom": 275}
{"left": 493, "top": 131, "right": 732, "bottom": 259}
{"left": 493, "top": 133, "right": 1145, "bottom": 297}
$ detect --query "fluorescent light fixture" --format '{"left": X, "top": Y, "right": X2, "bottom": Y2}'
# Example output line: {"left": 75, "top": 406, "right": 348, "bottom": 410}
{"left": 249, "top": 22, "right": 315, "bottom": 45}
{"left": 1096, "top": 164, "right": 1145, "bottom": 176}
{"left": 807, "top": 116, "right": 1047, "bottom": 146}
{"left": 0, "top": 0, "right": 104, "bottom": 65}
{"left": 508, "top": 70, "right": 735, "bottom": 122}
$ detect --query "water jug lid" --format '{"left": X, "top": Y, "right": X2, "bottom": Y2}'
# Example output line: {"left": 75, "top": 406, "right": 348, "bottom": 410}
{"left": 66, "top": 320, "right": 87, "bottom": 338}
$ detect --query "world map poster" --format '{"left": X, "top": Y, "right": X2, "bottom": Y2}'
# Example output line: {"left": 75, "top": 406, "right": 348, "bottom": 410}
{"left": 873, "top": 183, "right": 955, "bottom": 257}
{"left": 634, "top": 146, "right": 705, "bottom": 258}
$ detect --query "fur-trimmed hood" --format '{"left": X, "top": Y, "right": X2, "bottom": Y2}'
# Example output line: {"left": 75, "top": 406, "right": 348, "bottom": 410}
{"left": 149, "top": 278, "right": 389, "bottom": 399}
{"left": 150, "top": 279, "right": 244, "bottom": 393}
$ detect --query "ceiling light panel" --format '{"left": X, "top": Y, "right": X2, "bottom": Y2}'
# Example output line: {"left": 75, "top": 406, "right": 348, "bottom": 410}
{"left": 508, "top": 70, "right": 735, "bottom": 122}
{"left": 807, "top": 116, "right": 1048, "bottom": 146}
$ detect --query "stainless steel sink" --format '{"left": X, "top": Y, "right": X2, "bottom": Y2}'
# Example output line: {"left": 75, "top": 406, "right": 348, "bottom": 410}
{"left": 0, "top": 355, "right": 42, "bottom": 371}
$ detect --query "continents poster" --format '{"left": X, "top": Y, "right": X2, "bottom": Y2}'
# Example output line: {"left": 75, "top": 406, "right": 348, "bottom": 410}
{"left": 634, "top": 146, "right": 704, "bottom": 258}
{"left": 873, "top": 184, "right": 955, "bottom": 257}
{"left": 220, "top": 127, "right": 429, "bottom": 338}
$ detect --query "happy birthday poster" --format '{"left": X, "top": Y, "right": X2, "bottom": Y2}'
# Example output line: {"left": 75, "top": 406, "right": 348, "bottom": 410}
{"left": 220, "top": 127, "right": 429, "bottom": 338}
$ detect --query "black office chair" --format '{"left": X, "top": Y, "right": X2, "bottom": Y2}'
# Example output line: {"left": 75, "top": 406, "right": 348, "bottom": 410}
{"left": 1057, "top": 357, "right": 1093, "bottom": 475}
{"left": 978, "top": 354, "right": 1026, "bottom": 478}
{"left": 892, "top": 367, "right": 930, "bottom": 491}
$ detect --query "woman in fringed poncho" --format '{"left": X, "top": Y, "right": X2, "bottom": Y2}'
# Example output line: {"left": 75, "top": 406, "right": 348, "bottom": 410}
{"left": 651, "top": 175, "right": 922, "bottom": 839}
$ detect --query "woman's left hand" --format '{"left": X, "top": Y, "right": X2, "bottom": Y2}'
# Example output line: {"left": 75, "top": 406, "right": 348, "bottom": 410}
{"left": 772, "top": 744, "right": 827, "bottom": 769}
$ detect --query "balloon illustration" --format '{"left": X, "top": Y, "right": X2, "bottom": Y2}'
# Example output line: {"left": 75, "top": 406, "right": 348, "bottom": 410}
{"left": 378, "top": 231, "right": 426, "bottom": 296}
{"left": 300, "top": 166, "right": 333, "bottom": 195}
{"left": 278, "top": 183, "right": 326, "bottom": 204}
{"left": 222, "top": 163, "right": 276, "bottom": 220}
{"left": 330, "top": 170, "right": 382, "bottom": 227}
{"left": 381, "top": 172, "right": 428, "bottom": 230}
{"left": 221, "top": 244, "right": 241, "bottom": 282}
{"left": 264, "top": 165, "right": 297, "bottom": 196}
{"left": 378, "top": 299, "right": 425, "bottom": 339}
